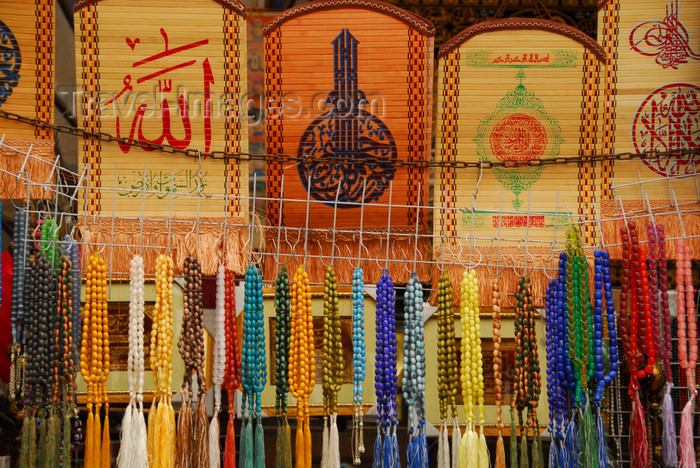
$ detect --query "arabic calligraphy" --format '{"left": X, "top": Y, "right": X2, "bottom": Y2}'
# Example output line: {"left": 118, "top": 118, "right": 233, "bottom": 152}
{"left": 117, "top": 169, "right": 208, "bottom": 199}
{"left": 112, "top": 28, "right": 213, "bottom": 152}
{"left": 492, "top": 53, "right": 550, "bottom": 64}
{"left": 0, "top": 19, "right": 21, "bottom": 107}
{"left": 632, "top": 83, "right": 700, "bottom": 177}
{"left": 629, "top": 0, "right": 700, "bottom": 69}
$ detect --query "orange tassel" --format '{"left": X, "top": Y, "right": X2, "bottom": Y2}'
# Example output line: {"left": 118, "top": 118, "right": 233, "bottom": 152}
{"left": 223, "top": 413, "right": 236, "bottom": 468}
{"left": 94, "top": 404, "right": 102, "bottom": 468}
{"left": 101, "top": 406, "right": 111, "bottom": 467}
{"left": 86, "top": 404, "right": 94, "bottom": 468}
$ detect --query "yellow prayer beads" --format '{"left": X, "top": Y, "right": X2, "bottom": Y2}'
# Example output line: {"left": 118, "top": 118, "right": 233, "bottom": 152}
{"left": 460, "top": 270, "right": 484, "bottom": 424}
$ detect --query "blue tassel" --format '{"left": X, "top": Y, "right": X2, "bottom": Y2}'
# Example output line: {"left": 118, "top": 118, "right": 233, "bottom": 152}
{"left": 557, "top": 438, "right": 566, "bottom": 468}
{"left": 254, "top": 415, "right": 265, "bottom": 468}
{"left": 407, "top": 436, "right": 415, "bottom": 468}
{"left": 595, "top": 408, "right": 608, "bottom": 468}
{"left": 564, "top": 417, "right": 579, "bottom": 468}
{"left": 548, "top": 433, "right": 560, "bottom": 468}
{"left": 373, "top": 430, "right": 383, "bottom": 468}
{"left": 383, "top": 431, "right": 392, "bottom": 467}
{"left": 421, "top": 434, "right": 429, "bottom": 468}
{"left": 390, "top": 431, "right": 399, "bottom": 468}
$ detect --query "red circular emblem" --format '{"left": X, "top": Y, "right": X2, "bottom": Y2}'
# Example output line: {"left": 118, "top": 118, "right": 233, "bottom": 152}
{"left": 632, "top": 83, "right": 700, "bottom": 176}
{"left": 490, "top": 114, "right": 547, "bottom": 161}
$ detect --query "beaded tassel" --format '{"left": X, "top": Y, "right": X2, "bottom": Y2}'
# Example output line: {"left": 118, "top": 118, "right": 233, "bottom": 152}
{"left": 149, "top": 254, "right": 176, "bottom": 468}
{"left": 676, "top": 241, "right": 697, "bottom": 468}
{"left": 274, "top": 267, "right": 292, "bottom": 468}
{"left": 241, "top": 263, "right": 266, "bottom": 468}
{"left": 321, "top": 265, "right": 343, "bottom": 468}
{"left": 403, "top": 273, "right": 427, "bottom": 468}
{"left": 436, "top": 274, "right": 457, "bottom": 468}
{"left": 118, "top": 255, "right": 147, "bottom": 468}
{"left": 289, "top": 265, "right": 314, "bottom": 468}
{"left": 352, "top": 267, "right": 367, "bottom": 465}
{"left": 375, "top": 270, "right": 398, "bottom": 468}
{"left": 223, "top": 268, "right": 241, "bottom": 468}
{"left": 491, "top": 277, "right": 507, "bottom": 468}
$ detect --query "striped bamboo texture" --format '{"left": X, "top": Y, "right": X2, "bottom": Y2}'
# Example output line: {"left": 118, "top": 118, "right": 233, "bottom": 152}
{"left": 0, "top": 0, "right": 55, "bottom": 199}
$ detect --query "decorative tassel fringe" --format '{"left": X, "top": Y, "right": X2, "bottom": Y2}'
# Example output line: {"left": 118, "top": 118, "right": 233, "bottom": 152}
{"left": 93, "top": 405, "right": 102, "bottom": 468}
{"left": 464, "top": 428, "right": 477, "bottom": 468}
{"left": 85, "top": 406, "right": 94, "bottom": 468}
{"left": 478, "top": 430, "right": 489, "bottom": 468}
{"left": 661, "top": 384, "right": 678, "bottom": 467}
{"left": 373, "top": 429, "right": 383, "bottom": 468}
{"left": 210, "top": 410, "right": 221, "bottom": 468}
{"left": 519, "top": 433, "right": 529, "bottom": 468}
{"left": 177, "top": 400, "right": 193, "bottom": 468}
{"left": 495, "top": 434, "right": 506, "bottom": 468}
{"left": 630, "top": 391, "right": 649, "bottom": 468}
{"left": 102, "top": 406, "right": 111, "bottom": 468}
{"left": 322, "top": 417, "right": 329, "bottom": 468}
{"left": 294, "top": 414, "right": 304, "bottom": 468}
{"left": 330, "top": 414, "right": 340, "bottom": 468}
{"left": 510, "top": 410, "right": 518, "bottom": 468}
{"left": 116, "top": 403, "right": 133, "bottom": 468}
{"left": 457, "top": 428, "right": 468, "bottom": 467}
{"left": 678, "top": 393, "right": 696, "bottom": 468}
{"left": 595, "top": 408, "right": 608, "bottom": 468}
{"left": 20, "top": 413, "right": 34, "bottom": 468}
{"left": 451, "top": 418, "right": 461, "bottom": 468}
{"left": 147, "top": 400, "right": 156, "bottom": 464}
{"left": 241, "top": 413, "right": 253, "bottom": 468}
{"left": 46, "top": 408, "right": 60, "bottom": 468}
{"left": 38, "top": 412, "right": 48, "bottom": 465}
{"left": 194, "top": 400, "right": 210, "bottom": 468}
{"left": 303, "top": 412, "right": 312, "bottom": 468}
{"left": 564, "top": 417, "right": 579, "bottom": 468}
{"left": 254, "top": 415, "right": 265, "bottom": 468}
{"left": 275, "top": 415, "right": 291, "bottom": 468}
{"left": 223, "top": 413, "right": 237, "bottom": 468}
{"left": 548, "top": 434, "right": 559, "bottom": 468}
{"left": 133, "top": 406, "right": 148, "bottom": 468}
{"left": 390, "top": 430, "right": 400, "bottom": 468}
{"left": 532, "top": 432, "right": 544, "bottom": 468}
{"left": 62, "top": 411, "right": 72, "bottom": 468}
{"left": 580, "top": 401, "right": 595, "bottom": 468}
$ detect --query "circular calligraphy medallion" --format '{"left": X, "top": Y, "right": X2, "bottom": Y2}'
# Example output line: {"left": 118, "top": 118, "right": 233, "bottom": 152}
{"left": 298, "top": 110, "right": 397, "bottom": 207}
{"left": 632, "top": 83, "right": 700, "bottom": 176}
{"left": 489, "top": 114, "right": 547, "bottom": 161}
{"left": 0, "top": 20, "right": 21, "bottom": 107}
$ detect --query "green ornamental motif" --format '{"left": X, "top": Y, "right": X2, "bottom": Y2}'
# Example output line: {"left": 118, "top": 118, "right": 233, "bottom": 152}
{"left": 474, "top": 69, "right": 564, "bottom": 210}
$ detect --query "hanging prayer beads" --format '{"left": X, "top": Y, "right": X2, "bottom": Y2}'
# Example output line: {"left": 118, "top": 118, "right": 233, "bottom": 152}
{"left": 403, "top": 272, "right": 427, "bottom": 468}
{"left": 80, "top": 251, "right": 110, "bottom": 468}
{"left": 289, "top": 265, "right": 314, "bottom": 468}
{"left": 676, "top": 240, "right": 697, "bottom": 468}
{"left": 210, "top": 265, "right": 227, "bottom": 468}
{"left": 241, "top": 262, "right": 266, "bottom": 468}
{"left": 374, "top": 270, "right": 398, "bottom": 468}
{"left": 321, "top": 265, "right": 342, "bottom": 468}
{"left": 57, "top": 253, "right": 75, "bottom": 468}
{"left": 148, "top": 253, "right": 176, "bottom": 468}
{"left": 274, "top": 266, "right": 292, "bottom": 468}
{"left": 10, "top": 207, "right": 29, "bottom": 400}
{"left": 223, "top": 268, "right": 241, "bottom": 468}
{"left": 436, "top": 274, "right": 457, "bottom": 468}
{"left": 352, "top": 267, "right": 366, "bottom": 465}
{"left": 491, "top": 277, "right": 508, "bottom": 468}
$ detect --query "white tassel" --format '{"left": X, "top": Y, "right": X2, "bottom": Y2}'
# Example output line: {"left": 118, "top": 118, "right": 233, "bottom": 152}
{"left": 116, "top": 401, "right": 134, "bottom": 468}
{"left": 466, "top": 427, "right": 478, "bottom": 468}
{"left": 330, "top": 413, "right": 340, "bottom": 467}
{"left": 209, "top": 408, "right": 221, "bottom": 468}
{"left": 133, "top": 403, "right": 149, "bottom": 468}
{"left": 321, "top": 416, "right": 330, "bottom": 468}
{"left": 438, "top": 419, "right": 448, "bottom": 468}
{"left": 452, "top": 417, "right": 461, "bottom": 468}
{"left": 459, "top": 425, "right": 469, "bottom": 467}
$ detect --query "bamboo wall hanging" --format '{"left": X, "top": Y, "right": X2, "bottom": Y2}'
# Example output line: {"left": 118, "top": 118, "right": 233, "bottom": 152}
{"left": 73, "top": 0, "right": 250, "bottom": 276}
{"left": 263, "top": 0, "right": 434, "bottom": 285}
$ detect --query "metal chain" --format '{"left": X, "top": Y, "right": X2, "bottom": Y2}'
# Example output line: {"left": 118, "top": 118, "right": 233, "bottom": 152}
{"left": 2, "top": 109, "right": 696, "bottom": 170}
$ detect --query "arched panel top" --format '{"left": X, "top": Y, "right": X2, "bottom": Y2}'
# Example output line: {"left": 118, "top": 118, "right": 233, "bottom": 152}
{"left": 438, "top": 18, "right": 605, "bottom": 62}
{"left": 263, "top": 0, "right": 434, "bottom": 37}
{"left": 74, "top": 0, "right": 247, "bottom": 17}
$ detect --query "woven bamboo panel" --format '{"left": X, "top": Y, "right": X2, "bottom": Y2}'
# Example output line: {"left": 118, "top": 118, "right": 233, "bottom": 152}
{"left": 598, "top": 0, "right": 699, "bottom": 255}
{"left": 433, "top": 20, "right": 605, "bottom": 306}
{"left": 74, "top": 0, "right": 249, "bottom": 220}
{"left": 0, "top": 0, "right": 55, "bottom": 198}
{"left": 263, "top": 0, "right": 433, "bottom": 284}
{"left": 74, "top": 0, "right": 249, "bottom": 274}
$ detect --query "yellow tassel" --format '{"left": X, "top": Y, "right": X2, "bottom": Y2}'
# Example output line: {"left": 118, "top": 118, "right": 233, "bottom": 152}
{"left": 101, "top": 406, "right": 111, "bottom": 468}
{"left": 94, "top": 405, "right": 102, "bottom": 468}
{"left": 86, "top": 405, "right": 94, "bottom": 468}
{"left": 303, "top": 412, "right": 312, "bottom": 468}
{"left": 147, "top": 397, "right": 157, "bottom": 464}
{"left": 157, "top": 400, "right": 176, "bottom": 468}
{"left": 295, "top": 409, "right": 305, "bottom": 468}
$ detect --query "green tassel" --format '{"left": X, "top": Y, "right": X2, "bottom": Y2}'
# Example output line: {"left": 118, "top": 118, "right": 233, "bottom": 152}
{"left": 242, "top": 413, "right": 253, "bottom": 468}
{"left": 519, "top": 433, "right": 529, "bottom": 468}
{"left": 254, "top": 415, "right": 265, "bottom": 468}
{"left": 276, "top": 416, "right": 292, "bottom": 468}
{"left": 62, "top": 412, "right": 72, "bottom": 468}
{"left": 38, "top": 413, "right": 49, "bottom": 468}
{"left": 46, "top": 408, "right": 60, "bottom": 468}
{"left": 579, "top": 399, "right": 596, "bottom": 468}
{"left": 510, "top": 409, "right": 518, "bottom": 468}
{"left": 20, "top": 413, "right": 33, "bottom": 468}
{"left": 533, "top": 433, "right": 545, "bottom": 468}
{"left": 28, "top": 414, "right": 38, "bottom": 468}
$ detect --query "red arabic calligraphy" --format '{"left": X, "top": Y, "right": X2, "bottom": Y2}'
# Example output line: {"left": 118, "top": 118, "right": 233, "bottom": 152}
{"left": 632, "top": 83, "right": 700, "bottom": 177}
{"left": 115, "top": 28, "right": 213, "bottom": 153}
{"left": 629, "top": 0, "right": 700, "bottom": 69}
